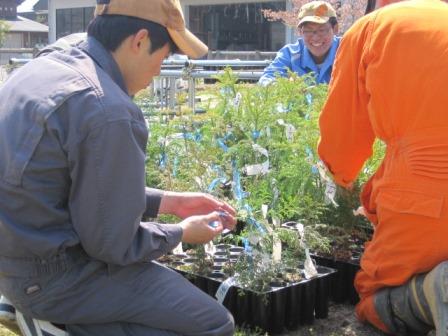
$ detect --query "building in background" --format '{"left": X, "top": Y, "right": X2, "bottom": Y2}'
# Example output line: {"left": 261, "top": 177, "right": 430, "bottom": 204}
{"left": 48, "top": 0, "right": 292, "bottom": 51}
{"left": 33, "top": 0, "right": 48, "bottom": 25}
{"left": 184, "top": 1, "right": 286, "bottom": 52}
{"left": 19, "top": 0, "right": 48, "bottom": 25}
{"left": 0, "top": 0, "right": 48, "bottom": 64}
{"left": 0, "top": 0, "right": 23, "bottom": 19}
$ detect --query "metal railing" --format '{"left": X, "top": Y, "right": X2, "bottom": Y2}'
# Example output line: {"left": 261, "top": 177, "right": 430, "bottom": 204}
{"left": 0, "top": 49, "right": 34, "bottom": 66}
{"left": 207, "top": 50, "right": 276, "bottom": 60}
{"left": 155, "top": 59, "right": 269, "bottom": 112}
{"left": 8, "top": 57, "right": 271, "bottom": 112}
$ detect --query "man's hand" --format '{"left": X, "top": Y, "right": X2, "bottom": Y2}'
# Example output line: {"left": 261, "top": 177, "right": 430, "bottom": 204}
{"left": 180, "top": 212, "right": 234, "bottom": 244}
{"left": 159, "top": 191, "right": 236, "bottom": 224}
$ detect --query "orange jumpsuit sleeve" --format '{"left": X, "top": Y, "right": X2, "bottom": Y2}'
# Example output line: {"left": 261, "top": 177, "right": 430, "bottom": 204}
{"left": 318, "top": 15, "right": 376, "bottom": 188}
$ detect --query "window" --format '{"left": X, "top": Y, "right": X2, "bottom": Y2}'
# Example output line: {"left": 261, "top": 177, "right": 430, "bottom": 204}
{"left": 189, "top": 1, "right": 285, "bottom": 52}
{"left": 56, "top": 7, "right": 95, "bottom": 39}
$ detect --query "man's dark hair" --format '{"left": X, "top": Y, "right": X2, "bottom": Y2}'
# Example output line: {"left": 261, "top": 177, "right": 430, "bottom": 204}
{"left": 329, "top": 17, "right": 338, "bottom": 27}
{"left": 87, "top": 15, "right": 179, "bottom": 54}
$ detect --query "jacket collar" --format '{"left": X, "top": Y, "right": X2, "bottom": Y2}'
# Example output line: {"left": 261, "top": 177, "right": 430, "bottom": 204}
{"left": 301, "top": 36, "right": 339, "bottom": 75}
{"left": 78, "top": 36, "right": 128, "bottom": 94}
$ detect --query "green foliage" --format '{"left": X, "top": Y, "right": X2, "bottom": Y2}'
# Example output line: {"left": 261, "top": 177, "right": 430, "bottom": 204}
{"left": 134, "top": 89, "right": 156, "bottom": 117}
{"left": 0, "top": 20, "right": 10, "bottom": 48}
{"left": 136, "top": 67, "right": 385, "bottom": 270}
{"left": 233, "top": 251, "right": 281, "bottom": 293}
{"left": 234, "top": 326, "right": 267, "bottom": 336}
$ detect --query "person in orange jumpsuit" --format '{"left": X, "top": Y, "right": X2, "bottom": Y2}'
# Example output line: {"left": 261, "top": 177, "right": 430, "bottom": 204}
{"left": 318, "top": 0, "right": 448, "bottom": 335}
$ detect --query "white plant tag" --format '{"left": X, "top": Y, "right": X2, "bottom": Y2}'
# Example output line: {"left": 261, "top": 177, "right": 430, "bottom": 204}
{"left": 296, "top": 224, "right": 318, "bottom": 279}
{"left": 273, "top": 237, "right": 282, "bottom": 262}
{"left": 261, "top": 204, "right": 268, "bottom": 219}
{"left": 233, "top": 92, "right": 242, "bottom": 108}
{"left": 285, "top": 124, "right": 296, "bottom": 142}
{"left": 304, "top": 248, "right": 318, "bottom": 279}
{"left": 324, "top": 180, "right": 338, "bottom": 207}
{"left": 243, "top": 144, "right": 269, "bottom": 176}
{"left": 172, "top": 242, "right": 184, "bottom": 255}
{"left": 266, "top": 126, "right": 271, "bottom": 138}
{"left": 272, "top": 217, "right": 281, "bottom": 228}
{"left": 194, "top": 176, "right": 204, "bottom": 190}
{"left": 277, "top": 119, "right": 296, "bottom": 142}
{"left": 216, "top": 277, "right": 237, "bottom": 303}
{"left": 297, "top": 223, "right": 304, "bottom": 237}
{"left": 275, "top": 103, "right": 288, "bottom": 113}
{"left": 204, "top": 241, "right": 216, "bottom": 256}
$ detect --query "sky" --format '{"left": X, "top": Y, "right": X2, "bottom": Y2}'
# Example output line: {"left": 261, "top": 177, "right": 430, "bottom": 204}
{"left": 17, "top": 0, "right": 40, "bottom": 13}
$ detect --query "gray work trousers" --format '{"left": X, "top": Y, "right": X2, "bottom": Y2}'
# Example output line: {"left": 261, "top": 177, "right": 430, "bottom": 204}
{"left": 0, "top": 247, "right": 234, "bottom": 336}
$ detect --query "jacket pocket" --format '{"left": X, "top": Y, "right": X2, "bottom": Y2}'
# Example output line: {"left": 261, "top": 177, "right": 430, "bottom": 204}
{"left": 376, "top": 188, "right": 443, "bottom": 219}
{"left": 4, "top": 122, "right": 44, "bottom": 186}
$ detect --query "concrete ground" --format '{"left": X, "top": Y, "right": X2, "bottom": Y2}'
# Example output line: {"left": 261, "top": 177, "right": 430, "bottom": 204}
{"left": 0, "top": 303, "right": 387, "bottom": 336}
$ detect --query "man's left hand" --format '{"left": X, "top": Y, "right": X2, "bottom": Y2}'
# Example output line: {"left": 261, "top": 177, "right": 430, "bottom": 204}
{"left": 159, "top": 191, "right": 236, "bottom": 228}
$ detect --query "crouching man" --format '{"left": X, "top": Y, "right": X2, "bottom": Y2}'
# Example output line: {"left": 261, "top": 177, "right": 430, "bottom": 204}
{"left": 0, "top": 0, "right": 236, "bottom": 335}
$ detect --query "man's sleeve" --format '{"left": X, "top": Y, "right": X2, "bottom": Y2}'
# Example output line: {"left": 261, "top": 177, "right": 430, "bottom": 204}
{"left": 318, "top": 16, "right": 376, "bottom": 187}
{"left": 69, "top": 120, "right": 182, "bottom": 265}
{"left": 258, "top": 45, "right": 293, "bottom": 85}
{"left": 143, "top": 187, "right": 164, "bottom": 218}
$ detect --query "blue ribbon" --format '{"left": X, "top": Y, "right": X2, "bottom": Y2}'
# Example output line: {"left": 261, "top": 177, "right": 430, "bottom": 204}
{"left": 252, "top": 130, "right": 261, "bottom": 140}
{"left": 182, "top": 130, "right": 202, "bottom": 142}
{"left": 207, "top": 177, "right": 228, "bottom": 193}
{"left": 217, "top": 138, "right": 229, "bottom": 152}
{"left": 305, "top": 93, "right": 313, "bottom": 105}
{"left": 172, "top": 156, "right": 179, "bottom": 177}
{"left": 305, "top": 147, "right": 314, "bottom": 159}
{"left": 159, "top": 152, "right": 167, "bottom": 170}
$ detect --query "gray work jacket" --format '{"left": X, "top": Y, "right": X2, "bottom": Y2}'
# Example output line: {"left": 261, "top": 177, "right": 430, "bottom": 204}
{"left": 0, "top": 37, "right": 182, "bottom": 269}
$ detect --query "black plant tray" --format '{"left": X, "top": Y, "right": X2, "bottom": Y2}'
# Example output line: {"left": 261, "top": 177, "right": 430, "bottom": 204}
{"left": 311, "top": 254, "right": 360, "bottom": 305}
{"left": 280, "top": 222, "right": 362, "bottom": 305}
{"left": 158, "top": 247, "right": 336, "bottom": 334}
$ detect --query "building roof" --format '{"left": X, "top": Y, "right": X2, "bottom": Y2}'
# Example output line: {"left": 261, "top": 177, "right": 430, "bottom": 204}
{"left": 33, "top": 0, "right": 47, "bottom": 12}
{"left": 5, "top": 15, "right": 48, "bottom": 32}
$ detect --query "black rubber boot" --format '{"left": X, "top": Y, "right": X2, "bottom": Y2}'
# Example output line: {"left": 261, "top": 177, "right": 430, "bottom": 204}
{"left": 422, "top": 261, "right": 448, "bottom": 336}
{"left": 374, "top": 261, "right": 448, "bottom": 336}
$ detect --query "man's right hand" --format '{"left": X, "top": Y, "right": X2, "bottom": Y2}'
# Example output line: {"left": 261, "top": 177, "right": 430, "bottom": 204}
{"left": 179, "top": 211, "right": 235, "bottom": 244}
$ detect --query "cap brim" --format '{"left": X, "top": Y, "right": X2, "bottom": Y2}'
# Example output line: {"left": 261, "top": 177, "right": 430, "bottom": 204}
{"left": 298, "top": 16, "right": 329, "bottom": 26}
{"left": 168, "top": 28, "right": 208, "bottom": 59}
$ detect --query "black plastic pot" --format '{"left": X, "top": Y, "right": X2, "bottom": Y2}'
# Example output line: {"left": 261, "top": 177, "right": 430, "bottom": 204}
{"left": 250, "top": 286, "right": 286, "bottom": 334}
{"left": 229, "top": 247, "right": 244, "bottom": 253}
{"left": 214, "top": 251, "right": 228, "bottom": 257}
{"left": 312, "top": 255, "right": 360, "bottom": 304}
{"left": 215, "top": 244, "right": 232, "bottom": 251}
{"left": 213, "top": 257, "right": 228, "bottom": 263}
{"left": 207, "top": 272, "right": 226, "bottom": 296}
{"left": 284, "top": 279, "right": 302, "bottom": 330}
{"left": 161, "top": 246, "right": 336, "bottom": 333}
{"left": 315, "top": 268, "right": 331, "bottom": 319}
